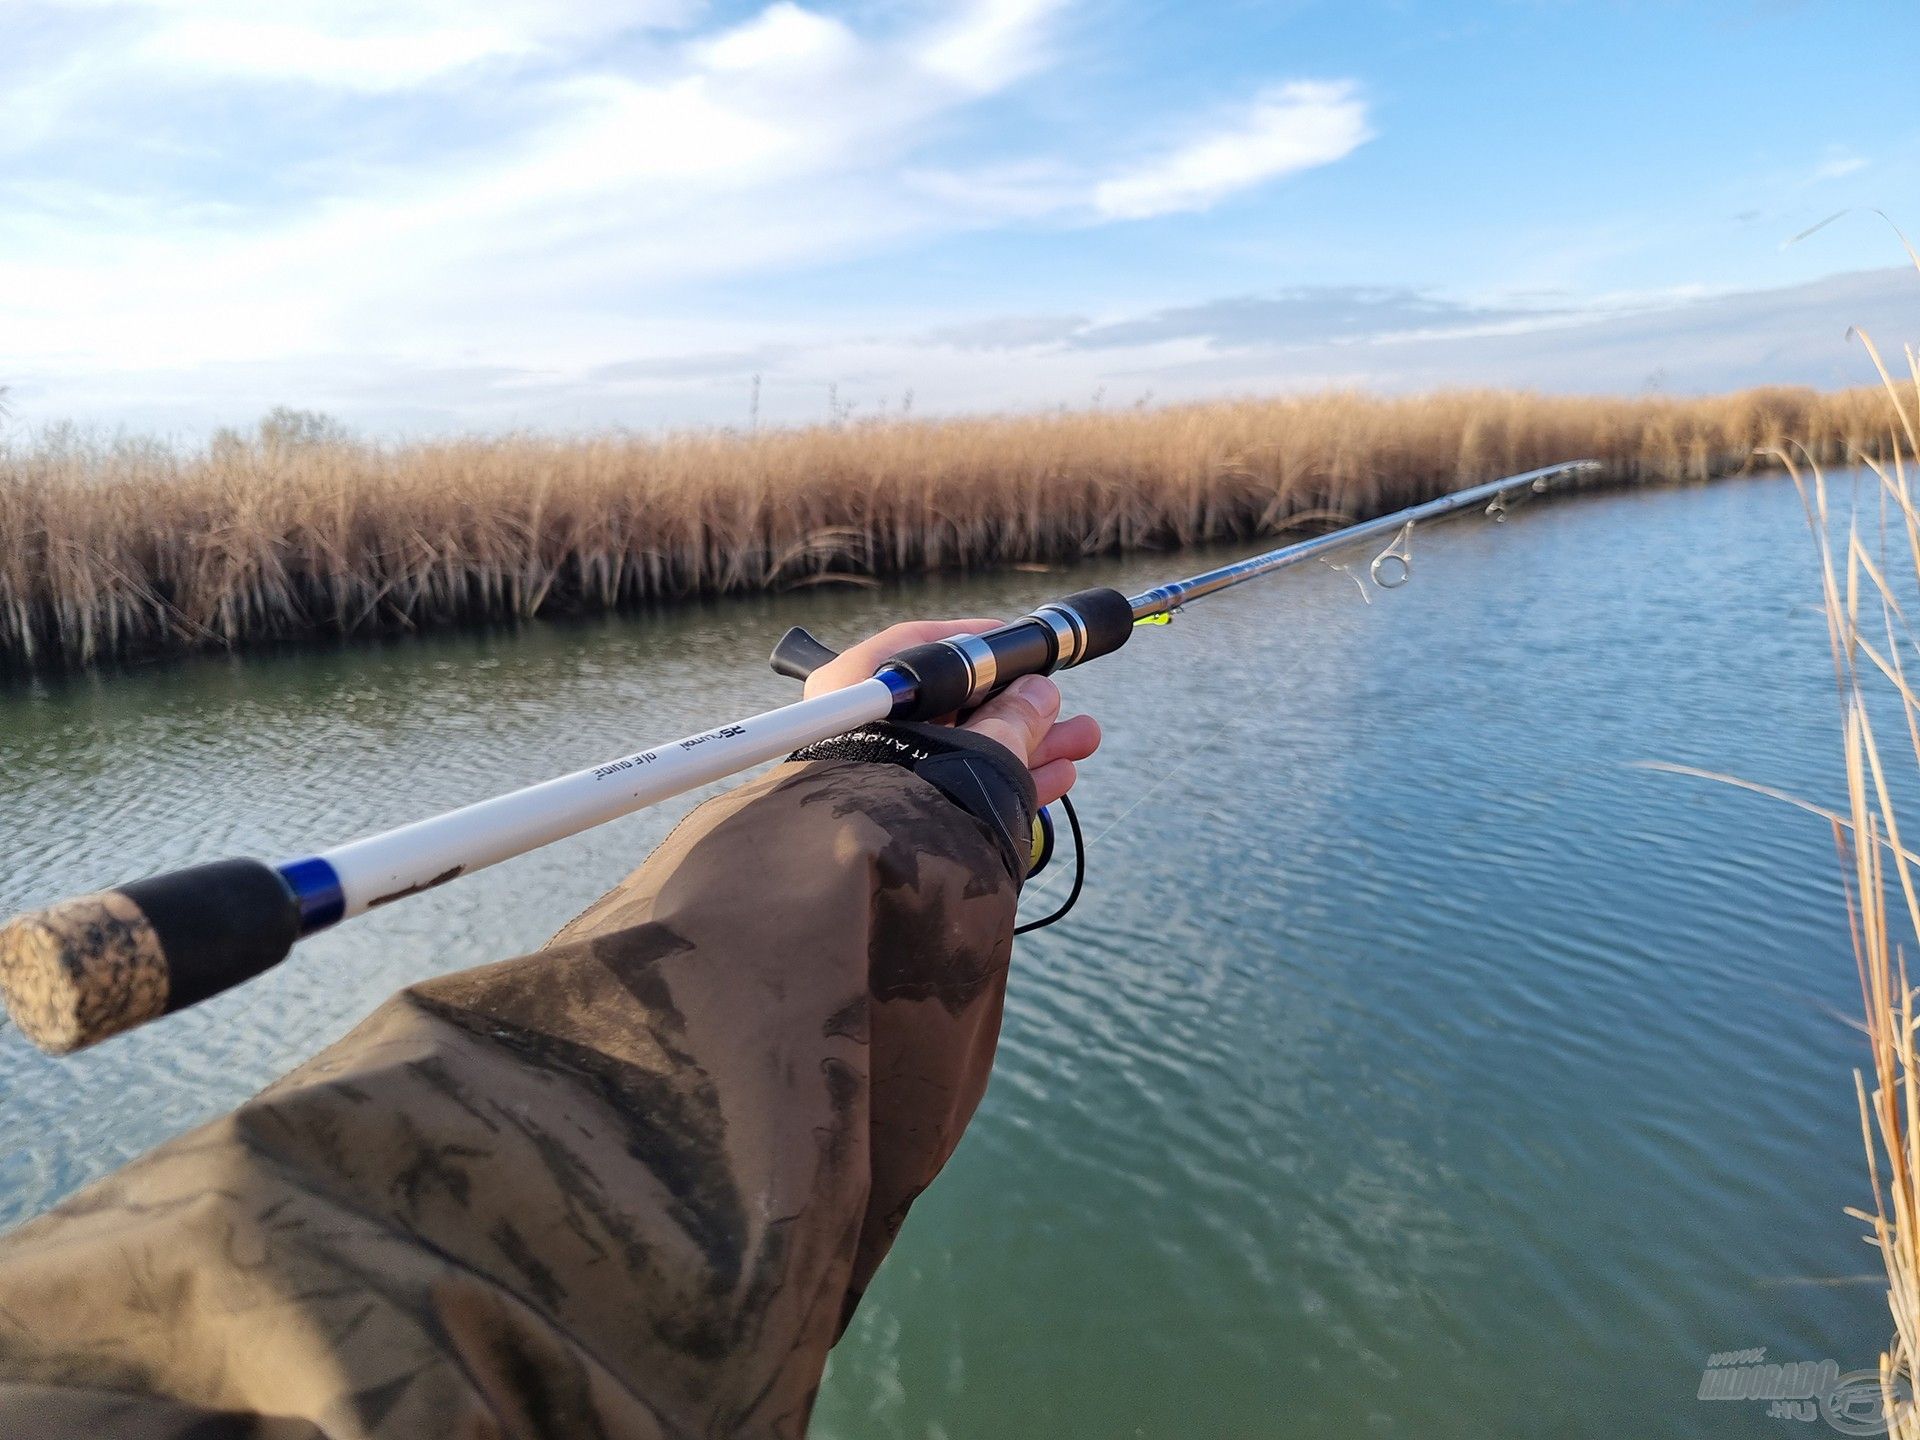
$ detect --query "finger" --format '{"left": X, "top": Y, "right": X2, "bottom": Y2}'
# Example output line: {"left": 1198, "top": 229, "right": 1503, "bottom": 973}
{"left": 804, "top": 619, "right": 1002, "bottom": 698}
{"left": 1029, "top": 713, "right": 1101, "bottom": 771}
{"left": 960, "top": 675, "right": 1062, "bottom": 766}
{"left": 1032, "top": 758, "right": 1078, "bottom": 808}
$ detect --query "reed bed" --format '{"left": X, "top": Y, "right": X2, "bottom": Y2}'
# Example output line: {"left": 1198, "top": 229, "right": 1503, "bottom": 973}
{"left": 1792, "top": 335, "right": 1920, "bottom": 1432}
{"left": 0, "top": 385, "right": 1894, "bottom": 671}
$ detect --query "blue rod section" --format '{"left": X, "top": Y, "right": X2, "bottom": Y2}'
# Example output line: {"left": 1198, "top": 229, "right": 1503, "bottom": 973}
{"left": 276, "top": 856, "right": 346, "bottom": 934}
{"left": 878, "top": 665, "right": 918, "bottom": 717}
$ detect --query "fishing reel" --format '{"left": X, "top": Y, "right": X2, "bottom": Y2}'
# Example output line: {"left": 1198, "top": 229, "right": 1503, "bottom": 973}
{"left": 770, "top": 624, "right": 1085, "bottom": 929}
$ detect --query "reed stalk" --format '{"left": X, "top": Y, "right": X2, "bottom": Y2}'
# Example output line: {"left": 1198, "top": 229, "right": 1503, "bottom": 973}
{"left": 1791, "top": 333, "right": 1920, "bottom": 1434}
{"left": 0, "top": 385, "right": 1893, "bottom": 672}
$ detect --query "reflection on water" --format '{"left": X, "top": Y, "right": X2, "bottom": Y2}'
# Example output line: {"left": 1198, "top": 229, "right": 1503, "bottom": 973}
{"left": 0, "top": 473, "right": 1890, "bottom": 1436}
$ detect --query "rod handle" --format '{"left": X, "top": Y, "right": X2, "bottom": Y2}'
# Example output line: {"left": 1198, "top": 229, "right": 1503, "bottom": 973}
{"left": 770, "top": 626, "right": 843, "bottom": 682}
{"left": 0, "top": 859, "right": 301, "bottom": 1054}
{"left": 882, "top": 587, "right": 1135, "bottom": 720}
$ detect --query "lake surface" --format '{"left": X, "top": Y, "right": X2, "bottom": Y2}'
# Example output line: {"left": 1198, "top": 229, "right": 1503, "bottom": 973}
{"left": 0, "top": 471, "right": 1895, "bottom": 1435}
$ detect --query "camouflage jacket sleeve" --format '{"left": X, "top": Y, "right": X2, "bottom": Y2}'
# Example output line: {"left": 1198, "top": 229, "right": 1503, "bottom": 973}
{"left": 0, "top": 754, "right": 1027, "bottom": 1439}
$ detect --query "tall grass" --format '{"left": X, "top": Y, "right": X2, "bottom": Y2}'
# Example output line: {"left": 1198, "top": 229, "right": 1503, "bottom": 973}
{"left": 1792, "top": 338, "right": 1920, "bottom": 1434}
{"left": 0, "top": 385, "right": 1894, "bottom": 671}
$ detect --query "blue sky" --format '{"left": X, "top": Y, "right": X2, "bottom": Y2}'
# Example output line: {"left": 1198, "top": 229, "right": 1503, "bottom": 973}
{"left": 3, "top": 0, "right": 1918, "bottom": 438}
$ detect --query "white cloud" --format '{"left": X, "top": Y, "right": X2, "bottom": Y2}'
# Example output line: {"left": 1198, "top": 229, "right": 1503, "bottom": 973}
{"left": 0, "top": 0, "right": 1070, "bottom": 378}
{"left": 0, "top": 0, "right": 1393, "bottom": 430}
{"left": 18, "top": 267, "right": 1913, "bottom": 443}
{"left": 916, "top": 0, "right": 1066, "bottom": 92}
{"left": 1093, "top": 81, "right": 1372, "bottom": 219}
{"left": 694, "top": 3, "right": 860, "bottom": 75}
{"left": 0, "top": 1, "right": 688, "bottom": 159}
{"left": 1813, "top": 151, "right": 1869, "bottom": 182}
{"left": 138, "top": 19, "right": 527, "bottom": 91}
{"left": 124, "top": 1, "right": 682, "bottom": 90}
{"left": 905, "top": 160, "right": 1078, "bottom": 218}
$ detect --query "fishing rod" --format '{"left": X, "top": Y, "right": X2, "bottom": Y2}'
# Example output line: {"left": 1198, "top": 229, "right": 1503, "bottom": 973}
{"left": 0, "top": 459, "right": 1600, "bottom": 1056}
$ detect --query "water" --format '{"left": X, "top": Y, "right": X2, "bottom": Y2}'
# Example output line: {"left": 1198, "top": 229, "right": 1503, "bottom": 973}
{"left": 0, "top": 471, "right": 1891, "bottom": 1435}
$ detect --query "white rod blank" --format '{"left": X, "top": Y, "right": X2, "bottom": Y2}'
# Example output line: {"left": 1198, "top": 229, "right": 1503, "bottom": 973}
{"left": 307, "top": 678, "right": 897, "bottom": 918}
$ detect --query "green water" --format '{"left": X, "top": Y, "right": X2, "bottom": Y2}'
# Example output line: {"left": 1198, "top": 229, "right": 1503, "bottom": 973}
{"left": 0, "top": 472, "right": 1892, "bottom": 1435}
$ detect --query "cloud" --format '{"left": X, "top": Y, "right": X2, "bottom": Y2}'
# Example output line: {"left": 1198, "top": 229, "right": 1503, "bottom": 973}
{"left": 590, "top": 348, "right": 792, "bottom": 382}
{"left": 1067, "top": 287, "right": 1552, "bottom": 348}
{"left": 1092, "top": 81, "right": 1372, "bottom": 219}
{"left": 929, "top": 314, "right": 1092, "bottom": 349}
{"left": 694, "top": 2, "right": 860, "bottom": 75}
{"left": 116, "top": 1, "right": 680, "bottom": 90}
{"left": 1812, "top": 151, "right": 1868, "bottom": 182}
{"left": 905, "top": 160, "right": 1080, "bottom": 219}
{"left": 1049, "top": 266, "right": 1920, "bottom": 396}
{"left": 0, "top": 1, "right": 1376, "bottom": 435}
{"left": 0, "top": 0, "right": 1084, "bottom": 379}
{"left": 916, "top": 0, "right": 1066, "bottom": 92}
{"left": 20, "top": 267, "right": 1914, "bottom": 441}
{"left": 918, "top": 288, "right": 1550, "bottom": 353}
{"left": 1, "top": 0, "right": 1383, "bottom": 403}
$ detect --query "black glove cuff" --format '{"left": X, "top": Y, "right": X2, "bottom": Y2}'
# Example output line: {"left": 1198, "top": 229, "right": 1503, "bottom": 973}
{"left": 792, "top": 722, "right": 1039, "bottom": 884}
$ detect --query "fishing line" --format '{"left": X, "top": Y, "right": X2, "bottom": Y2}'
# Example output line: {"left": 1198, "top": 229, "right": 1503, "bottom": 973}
{"left": 1085, "top": 710, "right": 1243, "bottom": 852}
{"left": 1069, "top": 510, "right": 1433, "bottom": 859}
{"left": 1012, "top": 704, "right": 1243, "bottom": 934}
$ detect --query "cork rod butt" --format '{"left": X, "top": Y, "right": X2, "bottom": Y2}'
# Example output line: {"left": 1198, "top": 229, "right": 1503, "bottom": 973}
{"left": 0, "top": 859, "right": 303, "bottom": 1056}
{"left": 0, "top": 891, "right": 169, "bottom": 1054}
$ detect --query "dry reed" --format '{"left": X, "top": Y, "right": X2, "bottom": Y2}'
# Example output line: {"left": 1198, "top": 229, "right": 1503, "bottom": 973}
{"left": 1790, "top": 332, "right": 1920, "bottom": 1432}
{"left": 0, "top": 385, "right": 1894, "bottom": 671}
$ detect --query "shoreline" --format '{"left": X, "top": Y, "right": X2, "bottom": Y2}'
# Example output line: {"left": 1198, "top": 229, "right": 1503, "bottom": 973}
{"left": 0, "top": 385, "right": 1885, "bottom": 673}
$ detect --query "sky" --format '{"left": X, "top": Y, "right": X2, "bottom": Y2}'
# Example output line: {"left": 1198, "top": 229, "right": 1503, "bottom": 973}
{"left": 2, "top": 0, "right": 1918, "bottom": 440}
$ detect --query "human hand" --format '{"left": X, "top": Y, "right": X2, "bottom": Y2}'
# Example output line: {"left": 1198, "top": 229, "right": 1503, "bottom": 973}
{"left": 803, "top": 619, "right": 1101, "bottom": 806}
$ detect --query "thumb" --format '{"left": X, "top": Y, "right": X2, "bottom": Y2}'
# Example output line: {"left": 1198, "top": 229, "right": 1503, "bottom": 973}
{"left": 960, "top": 675, "right": 1061, "bottom": 768}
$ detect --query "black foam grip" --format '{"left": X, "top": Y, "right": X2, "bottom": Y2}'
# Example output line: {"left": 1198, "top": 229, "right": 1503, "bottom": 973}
{"left": 1058, "top": 587, "right": 1135, "bottom": 662}
{"left": 883, "top": 642, "right": 974, "bottom": 720}
{"left": 877, "top": 621, "right": 1053, "bottom": 722}
{"left": 977, "top": 617, "right": 1056, "bottom": 680}
{"left": 122, "top": 859, "right": 301, "bottom": 1011}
